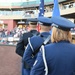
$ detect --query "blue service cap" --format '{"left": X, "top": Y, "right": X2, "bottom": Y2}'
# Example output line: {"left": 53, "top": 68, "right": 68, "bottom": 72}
{"left": 25, "top": 21, "right": 29, "bottom": 25}
{"left": 37, "top": 16, "right": 52, "bottom": 26}
{"left": 26, "top": 18, "right": 38, "bottom": 25}
{"left": 51, "top": 16, "right": 75, "bottom": 31}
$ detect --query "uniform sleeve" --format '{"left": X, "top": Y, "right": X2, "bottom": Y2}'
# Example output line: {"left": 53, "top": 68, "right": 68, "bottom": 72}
{"left": 22, "top": 36, "right": 44, "bottom": 68}
{"left": 30, "top": 50, "right": 45, "bottom": 75}
{"left": 22, "top": 43, "right": 36, "bottom": 68}
{"left": 16, "top": 35, "right": 25, "bottom": 57}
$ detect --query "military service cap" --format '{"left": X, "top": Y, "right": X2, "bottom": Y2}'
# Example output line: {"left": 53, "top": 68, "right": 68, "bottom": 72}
{"left": 52, "top": 16, "right": 75, "bottom": 31}
{"left": 27, "top": 18, "right": 38, "bottom": 25}
{"left": 38, "top": 16, "right": 52, "bottom": 26}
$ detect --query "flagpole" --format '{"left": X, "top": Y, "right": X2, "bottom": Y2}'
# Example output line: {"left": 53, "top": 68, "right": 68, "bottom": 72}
{"left": 52, "top": 0, "right": 60, "bottom": 17}
{"left": 37, "top": 0, "right": 44, "bottom": 32}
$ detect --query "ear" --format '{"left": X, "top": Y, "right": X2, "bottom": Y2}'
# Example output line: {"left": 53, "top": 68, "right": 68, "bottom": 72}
{"left": 37, "top": 24, "right": 41, "bottom": 32}
{"left": 50, "top": 26, "right": 52, "bottom": 30}
{"left": 39, "top": 25, "right": 41, "bottom": 30}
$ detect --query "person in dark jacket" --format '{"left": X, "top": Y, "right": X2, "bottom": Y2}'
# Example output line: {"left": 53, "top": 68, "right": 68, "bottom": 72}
{"left": 16, "top": 19, "right": 39, "bottom": 57}
{"left": 30, "top": 16, "right": 75, "bottom": 75}
{"left": 15, "top": 18, "right": 39, "bottom": 75}
{"left": 22, "top": 16, "right": 52, "bottom": 75}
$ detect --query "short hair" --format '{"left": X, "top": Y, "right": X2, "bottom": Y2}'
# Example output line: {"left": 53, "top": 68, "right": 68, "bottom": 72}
{"left": 29, "top": 22, "right": 37, "bottom": 25}
{"left": 40, "top": 25, "right": 51, "bottom": 31}
{"left": 51, "top": 27, "right": 72, "bottom": 43}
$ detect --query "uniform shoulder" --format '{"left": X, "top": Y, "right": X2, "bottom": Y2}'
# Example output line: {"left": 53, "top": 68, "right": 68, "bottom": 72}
{"left": 44, "top": 43, "right": 56, "bottom": 48}
{"left": 22, "top": 31, "right": 33, "bottom": 37}
{"left": 30, "top": 35, "right": 44, "bottom": 42}
{"left": 69, "top": 43, "right": 75, "bottom": 48}
{"left": 29, "top": 36, "right": 44, "bottom": 49}
{"left": 23, "top": 31, "right": 31, "bottom": 35}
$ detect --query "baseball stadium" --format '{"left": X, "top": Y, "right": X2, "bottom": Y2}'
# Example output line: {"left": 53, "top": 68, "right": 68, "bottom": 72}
{"left": 0, "top": 0, "right": 75, "bottom": 75}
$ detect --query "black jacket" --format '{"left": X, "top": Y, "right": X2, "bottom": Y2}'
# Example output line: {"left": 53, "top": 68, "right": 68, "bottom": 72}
{"left": 16, "top": 30, "right": 39, "bottom": 57}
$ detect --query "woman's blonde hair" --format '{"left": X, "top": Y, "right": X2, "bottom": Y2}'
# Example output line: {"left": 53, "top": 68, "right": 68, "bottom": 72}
{"left": 51, "top": 27, "right": 72, "bottom": 43}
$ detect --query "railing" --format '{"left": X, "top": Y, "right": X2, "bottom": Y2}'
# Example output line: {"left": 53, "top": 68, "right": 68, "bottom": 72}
{"left": 0, "top": 7, "right": 75, "bottom": 19}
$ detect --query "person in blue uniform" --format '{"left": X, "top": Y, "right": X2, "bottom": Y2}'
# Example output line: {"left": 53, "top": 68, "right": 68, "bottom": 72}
{"left": 30, "top": 16, "right": 75, "bottom": 75}
{"left": 15, "top": 18, "right": 39, "bottom": 75}
{"left": 22, "top": 16, "right": 52, "bottom": 75}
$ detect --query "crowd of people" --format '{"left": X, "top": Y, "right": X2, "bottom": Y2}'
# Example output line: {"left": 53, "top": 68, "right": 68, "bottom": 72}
{"left": 0, "top": 21, "right": 75, "bottom": 45}
{"left": 0, "top": 27, "right": 28, "bottom": 45}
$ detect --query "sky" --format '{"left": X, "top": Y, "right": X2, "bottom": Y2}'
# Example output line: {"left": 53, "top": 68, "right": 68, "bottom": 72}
{"left": 0, "top": 0, "right": 36, "bottom": 3}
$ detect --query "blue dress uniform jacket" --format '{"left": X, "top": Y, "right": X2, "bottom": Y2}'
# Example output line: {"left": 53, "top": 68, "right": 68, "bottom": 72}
{"left": 22, "top": 32, "right": 51, "bottom": 75}
{"left": 30, "top": 41, "right": 75, "bottom": 75}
